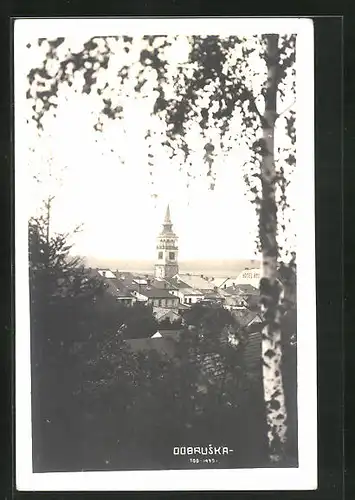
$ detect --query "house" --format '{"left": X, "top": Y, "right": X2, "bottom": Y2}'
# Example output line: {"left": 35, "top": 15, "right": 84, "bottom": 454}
{"left": 114, "top": 289, "right": 138, "bottom": 306}
{"left": 199, "top": 289, "right": 225, "bottom": 306}
{"left": 231, "top": 309, "right": 263, "bottom": 330}
{"left": 177, "top": 287, "right": 204, "bottom": 305}
{"left": 153, "top": 308, "right": 183, "bottom": 324}
{"left": 132, "top": 286, "right": 180, "bottom": 309}
{"left": 223, "top": 284, "right": 259, "bottom": 309}
{"left": 115, "top": 272, "right": 155, "bottom": 291}
{"left": 177, "top": 302, "right": 192, "bottom": 313}
{"left": 91, "top": 268, "right": 136, "bottom": 306}
{"left": 223, "top": 310, "right": 263, "bottom": 372}
{"left": 216, "top": 277, "right": 240, "bottom": 290}
{"left": 210, "top": 276, "right": 230, "bottom": 288}
{"left": 174, "top": 273, "right": 215, "bottom": 292}
{"left": 235, "top": 267, "right": 262, "bottom": 289}
{"left": 151, "top": 277, "right": 179, "bottom": 292}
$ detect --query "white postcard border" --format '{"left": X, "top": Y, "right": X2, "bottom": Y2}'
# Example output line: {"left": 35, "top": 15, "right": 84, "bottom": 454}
{"left": 14, "top": 17, "right": 317, "bottom": 491}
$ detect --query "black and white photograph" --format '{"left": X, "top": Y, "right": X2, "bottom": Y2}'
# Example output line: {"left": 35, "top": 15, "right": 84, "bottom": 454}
{"left": 15, "top": 17, "right": 317, "bottom": 491}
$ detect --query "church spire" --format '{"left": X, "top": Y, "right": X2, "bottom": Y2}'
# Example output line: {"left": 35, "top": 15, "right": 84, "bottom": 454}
{"left": 164, "top": 204, "right": 171, "bottom": 224}
{"left": 161, "top": 204, "right": 174, "bottom": 234}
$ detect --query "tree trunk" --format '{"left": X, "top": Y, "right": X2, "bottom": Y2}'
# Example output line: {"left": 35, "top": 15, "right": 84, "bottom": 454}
{"left": 259, "top": 34, "right": 288, "bottom": 464}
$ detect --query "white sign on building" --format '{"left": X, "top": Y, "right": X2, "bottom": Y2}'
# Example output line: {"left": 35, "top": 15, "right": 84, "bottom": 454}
{"left": 235, "top": 268, "right": 262, "bottom": 289}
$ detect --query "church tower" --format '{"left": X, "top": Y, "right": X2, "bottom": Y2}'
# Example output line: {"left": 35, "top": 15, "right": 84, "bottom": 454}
{"left": 154, "top": 205, "right": 179, "bottom": 279}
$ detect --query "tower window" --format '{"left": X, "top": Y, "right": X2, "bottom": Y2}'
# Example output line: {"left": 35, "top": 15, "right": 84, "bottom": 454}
{"left": 158, "top": 251, "right": 163, "bottom": 260}
{"left": 169, "top": 252, "right": 175, "bottom": 260}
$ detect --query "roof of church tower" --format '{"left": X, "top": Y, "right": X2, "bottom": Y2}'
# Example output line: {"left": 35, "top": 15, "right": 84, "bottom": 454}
{"left": 164, "top": 204, "right": 171, "bottom": 224}
{"left": 160, "top": 203, "right": 177, "bottom": 236}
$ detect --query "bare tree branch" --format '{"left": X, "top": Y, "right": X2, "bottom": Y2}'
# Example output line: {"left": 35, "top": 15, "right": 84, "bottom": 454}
{"left": 276, "top": 100, "right": 296, "bottom": 119}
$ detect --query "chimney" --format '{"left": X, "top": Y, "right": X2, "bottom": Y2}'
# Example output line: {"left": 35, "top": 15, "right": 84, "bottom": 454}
{"left": 102, "top": 270, "right": 106, "bottom": 278}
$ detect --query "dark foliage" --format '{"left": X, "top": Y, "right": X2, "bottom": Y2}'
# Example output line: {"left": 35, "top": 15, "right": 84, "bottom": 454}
{"left": 29, "top": 213, "right": 271, "bottom": 470}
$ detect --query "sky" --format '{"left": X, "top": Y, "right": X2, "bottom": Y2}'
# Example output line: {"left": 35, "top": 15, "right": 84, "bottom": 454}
{"left": 20, "top": 34, "right": 297, "bottom": 262}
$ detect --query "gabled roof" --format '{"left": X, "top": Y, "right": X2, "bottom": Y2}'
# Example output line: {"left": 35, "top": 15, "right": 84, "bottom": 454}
{"left": 210, "top": 277, "right": 230, "bottom": 288}
{"left": 235, "top": 284, "right": 259, "bottom": 294}
{"left": 152, "top": 329, "right": 182, "bottom": 339}
{"left": 97, "top": 269, "right": 116, "bottom": 279}
{"left": 151, "top": 278, "right": 178, "bottom": 290}
{"left": 225, "top": 284, "right": 259, "bottom": 295}
{"left": 178, "top": 288, "right": 204, "bottom": 296}
{"left": 177, "top": 303, "right": 191, "bottom": 310}
{"left": 153, "top": 308, "right": 182, "bottom": 322}
{"left": 135, "top": 287, "right": 177, "bottom": 299}
{"left": 216, "top": 288, "right": 233, "bottom": 297}
{"left": 176, "top": 274, "right": 215, "bottom": 290}
{"left": 133, "top": 278, "right": 148, "bottom": 285}
{"left": 244, "top": 331, "right": 262, "bottom": 369}
{"left": 164, "top": 276, "right": 191, "bottom": 289}
{"left": 203, "top": 291, "right": 224, "bottom": 300}
{"left": 90, "top": 268, "right": 134, "bottom": 298}
{"left": 232, "top": 309, "right": 262, "bottom": 328}
{"left": 216, "top": 277, "right": 239, "bottom": 289}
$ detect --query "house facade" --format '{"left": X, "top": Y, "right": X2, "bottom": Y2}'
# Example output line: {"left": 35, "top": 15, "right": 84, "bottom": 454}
{"left": 132, "top": 288, "right": 180, "bottom": 309}
{"left": 177, "top": 287, "right": 204, "bottom": 305}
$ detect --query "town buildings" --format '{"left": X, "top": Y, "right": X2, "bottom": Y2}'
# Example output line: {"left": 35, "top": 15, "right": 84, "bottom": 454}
{"left": 90, "top": 204, "right": 262, "bottom": 335}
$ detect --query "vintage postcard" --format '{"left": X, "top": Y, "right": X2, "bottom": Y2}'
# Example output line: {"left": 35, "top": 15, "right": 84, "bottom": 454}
{"left": 14, "top": 17, "right": 317, "bottom": 491}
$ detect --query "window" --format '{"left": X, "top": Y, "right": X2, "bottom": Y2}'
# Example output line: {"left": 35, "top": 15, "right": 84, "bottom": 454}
{"left": 158, "top": 251, "right": 163, "bottom": 260}
{"left": 188, "top": 298, "right": 192, "bottom": 304}
{"left": 169, "top": 252, "right": 175, "bottom": 260}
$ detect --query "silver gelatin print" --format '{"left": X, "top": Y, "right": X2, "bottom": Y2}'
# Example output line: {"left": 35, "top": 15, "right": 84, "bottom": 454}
{"left": 14, "top": 17, "right": 316, "bottom": 492}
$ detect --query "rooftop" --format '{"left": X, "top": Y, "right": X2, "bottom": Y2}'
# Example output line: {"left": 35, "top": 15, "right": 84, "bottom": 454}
{"left": 164, "top": 276, "right": 192, "bottom": 289}
{"left": 176, "top": 274, "right": 215, "bottom": 290}
{"left": 153, "top": 308, "right": 182, "bottom": 322}
{"left": 151, "top": 278, "right": 178, "bottom": 290}
{"left": 232, "top": 309, "right": 262, "bottom": 328}
{"left": 178, "top": 288, "right": 204, "bottom": 296}
{"left": 135, "top": 287, "right": 177, "bottom": 299}
{"left": 97, "top": 269, "right": 116, "bottom": 279}
{"left": 152, "top": 329, "right": 183, "bottom": 339}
